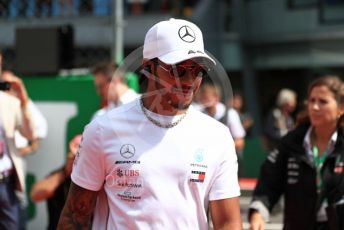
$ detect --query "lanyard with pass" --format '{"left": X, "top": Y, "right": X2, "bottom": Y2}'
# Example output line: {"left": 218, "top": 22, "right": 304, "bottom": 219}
{"left": 313, "top": 146, "right": 327, "bottom": 193}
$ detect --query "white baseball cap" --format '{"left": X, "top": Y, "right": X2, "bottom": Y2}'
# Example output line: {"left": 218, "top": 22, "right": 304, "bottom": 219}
{"left": 143, "top": 18, "right": 215, "bottom": 65}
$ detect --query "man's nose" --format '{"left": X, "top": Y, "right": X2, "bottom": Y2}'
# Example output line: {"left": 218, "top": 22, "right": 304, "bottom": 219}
{"left": 181, "top": 69, "right": 197, "bottom": 82}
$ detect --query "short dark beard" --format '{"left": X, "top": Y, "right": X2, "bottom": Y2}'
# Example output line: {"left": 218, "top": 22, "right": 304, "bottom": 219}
{"left": 170, "top": 99, "right": 192, "bottom": 110}
{"left": 151, "top": 62, "right": 194, "bottom": 111}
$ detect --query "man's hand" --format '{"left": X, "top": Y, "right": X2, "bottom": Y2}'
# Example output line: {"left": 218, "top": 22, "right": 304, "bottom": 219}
{"left": 2, "top": 71, "right": 29, "bottom": 108}
{"left": 30, "top": 170, "right": 65, "bottom": 202}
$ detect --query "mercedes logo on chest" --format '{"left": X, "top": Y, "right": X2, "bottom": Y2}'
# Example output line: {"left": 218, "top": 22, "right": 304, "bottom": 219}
{"left": 178, "top": 25, "right": 196, "bottom": 43}
{"left": 120, "top": 144, "right": 135, "bottom": 159}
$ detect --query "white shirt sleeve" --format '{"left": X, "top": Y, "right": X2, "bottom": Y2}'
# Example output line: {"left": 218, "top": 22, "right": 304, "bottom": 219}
{"left": 209, "top": 128, "right": 241, "bottom": 200}
{"left": 227, "top": 108, "right": 246, "bottom": 139}
{"left": 15, "top": 100, "right": 48, "bottom": 148}
{"left": 27, "top": 100, "right": 48, "bottom": 138}
{"left": 71, "top": 119, "right": 106, "bottom": 191}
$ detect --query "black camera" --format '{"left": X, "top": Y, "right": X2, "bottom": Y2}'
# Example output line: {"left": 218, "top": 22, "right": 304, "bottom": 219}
{"left": 0, "top": 81, "right": 11, "bottom": 91}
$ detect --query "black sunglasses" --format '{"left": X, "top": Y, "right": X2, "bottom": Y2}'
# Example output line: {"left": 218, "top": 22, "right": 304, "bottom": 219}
{"left": 158, "top": 61, "right": 209, "bottom": 79}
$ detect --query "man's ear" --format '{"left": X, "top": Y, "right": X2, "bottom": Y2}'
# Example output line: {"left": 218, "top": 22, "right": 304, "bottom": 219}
{"left": 194, "top": 77, "right": 203, "bottom": 93}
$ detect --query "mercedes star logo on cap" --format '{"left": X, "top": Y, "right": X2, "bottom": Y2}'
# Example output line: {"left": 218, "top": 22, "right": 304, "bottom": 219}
{"left": 178, "top": 25, "right": 196, "bottom": 43}
{"left": 120, "top": 144, "right": 135, "bottom": 159}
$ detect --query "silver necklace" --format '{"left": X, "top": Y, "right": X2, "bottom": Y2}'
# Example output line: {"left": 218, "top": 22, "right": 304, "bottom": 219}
{"left": 139, "top": 97, "right": 188, "bottom": 128}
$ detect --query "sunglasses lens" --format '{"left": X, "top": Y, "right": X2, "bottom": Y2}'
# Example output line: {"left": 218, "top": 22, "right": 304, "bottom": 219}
{"left": 170, "top": 66, "right": 187, "bottom": 78}
{"left": 167, "top": 65, "right": 209, "bottom": 78}
{"left": 194, "top": 66, "right": 208, "bottom": 78}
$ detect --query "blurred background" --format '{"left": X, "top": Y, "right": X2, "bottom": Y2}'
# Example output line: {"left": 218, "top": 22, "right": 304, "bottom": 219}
{"left": 1, "top": 0, "right": 344, "bottom": 229}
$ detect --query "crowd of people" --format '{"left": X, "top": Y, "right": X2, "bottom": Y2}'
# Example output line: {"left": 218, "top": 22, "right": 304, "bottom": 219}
{"left": 0, "top": 17, "right": 344, "bottom": 230}
{"left": 0, "top": 0, "right": 202, "bottom": 18}
{"left": 0, "top": 0, "right": 96, "bottom": 17}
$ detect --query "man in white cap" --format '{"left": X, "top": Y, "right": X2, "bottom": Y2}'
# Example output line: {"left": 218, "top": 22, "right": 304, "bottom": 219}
{"left": 57, "top": 18, "right": 242, "bottom": 230}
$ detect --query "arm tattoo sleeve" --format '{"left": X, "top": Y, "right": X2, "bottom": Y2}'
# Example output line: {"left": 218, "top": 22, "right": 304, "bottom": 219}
{"left": 57, "top": 182, "right": 98, "bottom": 230}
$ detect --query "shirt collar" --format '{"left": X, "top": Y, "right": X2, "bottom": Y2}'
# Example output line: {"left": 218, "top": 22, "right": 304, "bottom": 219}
{"left": 303, "top": 126, "right": 338, "bottom": 159}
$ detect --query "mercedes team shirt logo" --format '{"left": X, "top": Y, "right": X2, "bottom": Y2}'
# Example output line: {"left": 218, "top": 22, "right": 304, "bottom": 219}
{"left": 178, "top": 25, "right": 196, "bottom": 43}
{"left": 120, "top": 144, "right": 135, "bottom": 159}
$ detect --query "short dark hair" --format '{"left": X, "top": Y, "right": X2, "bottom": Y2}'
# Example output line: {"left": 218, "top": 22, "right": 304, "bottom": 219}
{"left": 200, "top": 81, "right": 222, "bottom": 98}
{"left": 91, "top": 62, "right": 124, "bottom": 82}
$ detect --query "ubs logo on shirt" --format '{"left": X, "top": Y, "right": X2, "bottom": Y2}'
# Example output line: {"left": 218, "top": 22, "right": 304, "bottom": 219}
{"left": 116, "top": 169, "right": 140, "bottom": 177}
{"left": 106, "top": 166, "right": 144, "bottom": 202}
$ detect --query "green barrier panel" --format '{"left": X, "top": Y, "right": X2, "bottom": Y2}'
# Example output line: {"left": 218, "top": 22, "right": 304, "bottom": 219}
{"left": 26, "top": 174, "right": 36, "bottom": 219}
{"left": 22, "top": 75, "right": 100, "bottom": 221}
{"left": 241, "top": 137, "right": 268, "bottom": 178}
{"left": 23, "top": 75, "right": 100, "bottom": 144}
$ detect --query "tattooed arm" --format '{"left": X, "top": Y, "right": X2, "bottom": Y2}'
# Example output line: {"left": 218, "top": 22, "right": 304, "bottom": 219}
{"left": 57, "top": 182, "right": 98, "bottom": 230}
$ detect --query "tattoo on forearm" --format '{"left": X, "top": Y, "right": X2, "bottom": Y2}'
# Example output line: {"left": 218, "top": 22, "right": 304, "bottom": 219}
{"left": 57, "top": 183, "right": 98, "bottom": 230}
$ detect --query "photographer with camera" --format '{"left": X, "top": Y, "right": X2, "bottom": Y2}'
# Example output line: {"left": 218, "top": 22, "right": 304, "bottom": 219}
{"left": 2, "top": 70, "right": 47, "bottom": 156}
{"left": 0, "top": 49, "right": 36, "bottom": 229}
